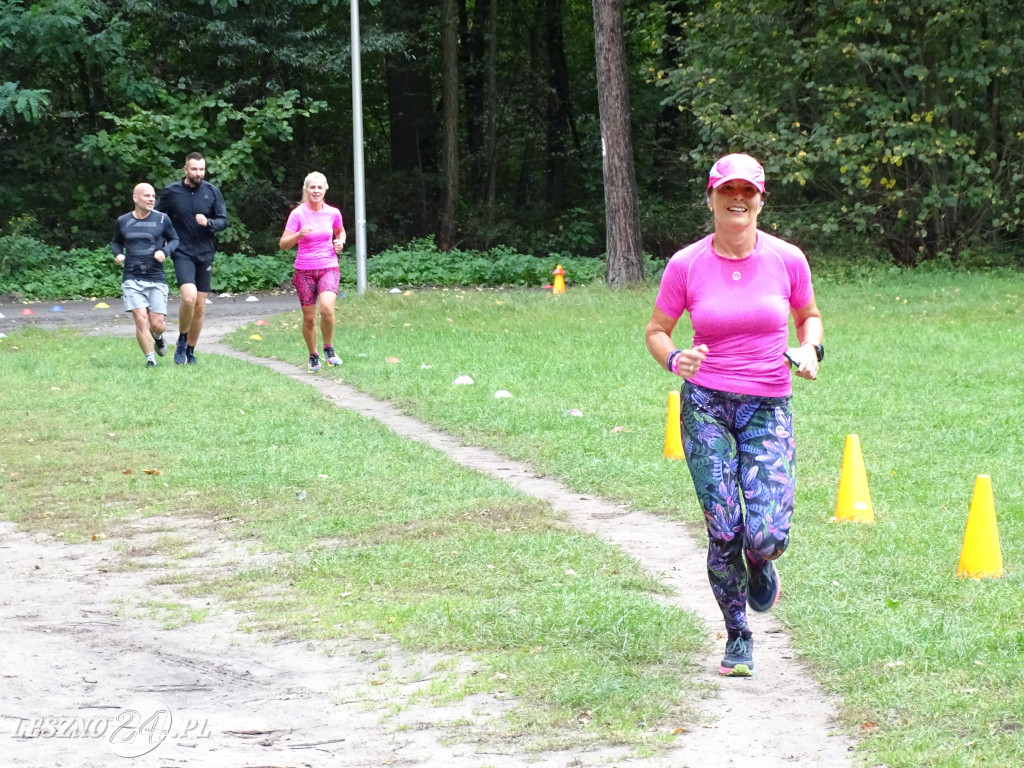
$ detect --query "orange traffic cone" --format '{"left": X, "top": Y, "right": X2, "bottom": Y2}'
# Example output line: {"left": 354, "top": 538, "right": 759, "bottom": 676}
{"left": 664, "top": 391, "right": 685, "bottom": 460}
{"left": 834, "top": 434, "right": 874, "bottom": 523}
{"left": 957, "top": 475, "right": 1003, "bottom": 579}
{"left": 552, "top": 265, "right": 566, "bottom": 294}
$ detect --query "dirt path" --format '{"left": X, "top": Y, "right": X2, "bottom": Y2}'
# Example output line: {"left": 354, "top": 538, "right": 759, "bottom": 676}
{"left": 0, "top": 293, "right": 862, "bottom": 767}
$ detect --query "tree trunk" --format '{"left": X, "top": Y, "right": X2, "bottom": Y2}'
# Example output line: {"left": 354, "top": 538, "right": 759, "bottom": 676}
{"left": 544, "top": 0, "right": 573, "bottom": 210}
{"left": 439, "top": 0, "right": 460, "bottom": 250}
{"left": 485, "top": 0, "right": 499, "bottom": 224}
{"left": 592, "top": 0, "right": 644, "bottom": 287}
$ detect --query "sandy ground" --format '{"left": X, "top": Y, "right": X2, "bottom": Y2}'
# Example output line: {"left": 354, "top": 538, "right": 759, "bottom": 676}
{"left": 0, "top": 292, "right": 865, "bottom": 767}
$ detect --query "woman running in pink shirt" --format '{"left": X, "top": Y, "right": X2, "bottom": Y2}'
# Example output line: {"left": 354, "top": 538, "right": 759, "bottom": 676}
{"left": 279, "top": 171, "right": 347, "bottom": 372}
{"left": 645, "top": 153, "right": 825, "bottom": 677}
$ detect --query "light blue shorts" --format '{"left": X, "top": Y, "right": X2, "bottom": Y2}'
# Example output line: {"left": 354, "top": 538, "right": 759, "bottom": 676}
{"left": 122, "top": 279, "right": 169, "bottom": 315}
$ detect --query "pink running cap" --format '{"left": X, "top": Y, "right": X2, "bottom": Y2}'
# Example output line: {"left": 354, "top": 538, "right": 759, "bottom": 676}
{"left": 707, "top": 153, "right": 766, "bottom": 193}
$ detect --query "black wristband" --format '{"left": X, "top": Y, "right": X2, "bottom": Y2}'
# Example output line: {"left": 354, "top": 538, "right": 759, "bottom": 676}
{"left": 666, "top": 349, "right": 683, "bottom": 373}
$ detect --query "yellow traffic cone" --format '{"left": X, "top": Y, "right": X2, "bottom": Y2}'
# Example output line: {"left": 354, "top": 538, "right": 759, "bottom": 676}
{"left": 957, "top": 475, "right": 1003, "bottom": 579}
{"left": 664, "top": 391, "right": 685, "bottom": 460}
{"left": 552, "top": 265, "right": 566, "bottom": 294}
{"left": 834, "top": 434, "right": 874, "bottom": 523}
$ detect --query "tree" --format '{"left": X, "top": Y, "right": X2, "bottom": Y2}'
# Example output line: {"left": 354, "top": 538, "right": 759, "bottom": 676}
{"left": 438, "top": 0, "right": 460, "bottom": 250}
{"left": 593, "top": 0, "right": 644, "bottom": 286}
{"left": 657, "top": 0, "right": 1024, "bottom": 265}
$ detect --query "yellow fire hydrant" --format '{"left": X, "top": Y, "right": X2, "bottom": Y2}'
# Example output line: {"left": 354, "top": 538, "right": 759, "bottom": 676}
{"left": 552, "top": 264, "right": 566, "bottom": 294}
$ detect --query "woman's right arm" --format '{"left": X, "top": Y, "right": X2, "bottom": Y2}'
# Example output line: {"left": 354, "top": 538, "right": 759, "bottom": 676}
{"left": 279, "top": 226, "right": 300, "bottom": 250}
{"left": 646, "top": 306, "right": 708, "bottom": 376}
{"left": 645, "top": 307, "right": 679, "bottom": 370}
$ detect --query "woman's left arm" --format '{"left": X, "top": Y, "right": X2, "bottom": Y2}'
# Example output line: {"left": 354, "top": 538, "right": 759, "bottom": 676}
{"left": 791, "top": 297, "right": 823, "bottom": 380}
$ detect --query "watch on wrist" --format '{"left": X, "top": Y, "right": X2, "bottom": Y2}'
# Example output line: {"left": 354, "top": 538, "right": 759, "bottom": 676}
{"left": 804, "top": 342, "right": 824, "bottom": 362}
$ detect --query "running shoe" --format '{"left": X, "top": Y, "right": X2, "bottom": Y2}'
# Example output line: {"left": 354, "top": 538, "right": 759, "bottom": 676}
{"left": 719, "top": 631, "right": 754, "bottom": 676}
{"left": 185, "top": 347, "right": 198, "bottom": 365}
{"left": 747, "top": 560, "right": 781, "bottom": 613}
{"left": 153, "top": 333, "right": 167, "bottom": 357}
{"left": 308, "top": 354, "right": 321, "bottom": 373}
{"left": 324, "top": 346, "right": 342, "bottom": 366}
{"left": 146, "top": 360, "right": 157, "bottom": 368}
{"left": 174, "top": 335, "right": 188, "bottom": 364}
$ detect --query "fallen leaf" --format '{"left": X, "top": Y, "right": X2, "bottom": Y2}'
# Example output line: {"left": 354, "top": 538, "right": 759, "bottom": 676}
{"left": 144, "top": 468, "right": 162, "bottom": 475}
{"left": 387, "top": 356, "right": 401, "bottom": 363}
{"left": 122, "top": 468, "right": 132, "bottom": 475}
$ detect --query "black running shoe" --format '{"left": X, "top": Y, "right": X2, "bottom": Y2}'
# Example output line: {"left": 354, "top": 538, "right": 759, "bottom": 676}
{"left": 146, "top": 360, "right": 157, "bottom": 368}
{"left": 153, "top": 332, "right": 167, "bottom": 357}
{"left": 324, "top": 346, "right": 342, "bottom": 366}
{"left": 174, "top": 335, "right": 188, "bottom": 364}
{"left": 308, "top": 354, "right": 321, "bottom": 373}
{"left": 185, "top": 347, "right": 197, "bottom": 365}
{"left": 747, "top": 560, "right": 781, "bottom": 613}
{"left": 719, "top": 631, "right": 754, "bottom": 676}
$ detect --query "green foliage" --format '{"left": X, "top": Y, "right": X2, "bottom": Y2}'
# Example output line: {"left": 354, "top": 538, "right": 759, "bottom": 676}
{"left": 0, "top": 81, "right": 51, "bottom": 124}
{"left": 656, "top": 0, "right": 1024, "bottom": 265}
{"left": 0, "top": 234, "right": 133, "bottom": 299}
{"left": 210, "top": 252, "right": 294, "bottom": 293}
{"left": 0, "top": 233, "right": 612, "bottom": 298}
{"left": 365, "top": 237, "right": 606, "bottom": 289}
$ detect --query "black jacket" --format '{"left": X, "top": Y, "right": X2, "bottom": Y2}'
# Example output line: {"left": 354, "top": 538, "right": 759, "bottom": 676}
{"left": 155, "top": 179, "right": 228, "bottom": 262}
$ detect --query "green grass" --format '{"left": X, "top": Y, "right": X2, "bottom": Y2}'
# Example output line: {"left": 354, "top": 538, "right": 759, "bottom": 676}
{"left": 217, "top": 274, "right": 1024, "bottom": 768}
{"left": 3, "top": 272, "right": 1022, "bottom": 764}
{"left": 0, "top": 326, "right": 704, "bottom": 751}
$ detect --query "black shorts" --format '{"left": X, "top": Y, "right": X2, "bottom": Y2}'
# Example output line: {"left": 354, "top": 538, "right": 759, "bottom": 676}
{"left": 172, "top": 254, "right": 214, "bottom": 293}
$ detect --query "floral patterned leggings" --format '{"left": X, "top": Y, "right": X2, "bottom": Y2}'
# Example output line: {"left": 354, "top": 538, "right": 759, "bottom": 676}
{"left": 680, "top": 382, "right": 796, "bottom": 634}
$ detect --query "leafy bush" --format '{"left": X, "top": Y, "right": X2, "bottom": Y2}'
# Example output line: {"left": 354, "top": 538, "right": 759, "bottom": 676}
{"left": 0, "top": 233, "right": 617, "bottom": 299}
{"left": 211, "top": 252, "right": 294, "bottom": 293}
{"left": 365, "top": 237, "right": 606, "bottom": 289}
{"left": 0, "top": 235, "right": 147, "bottom": 299}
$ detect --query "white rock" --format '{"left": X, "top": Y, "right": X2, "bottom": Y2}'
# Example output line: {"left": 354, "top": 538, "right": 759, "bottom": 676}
{"left": 219, "top": 292, "right": 232, "bottom": 297}
{"left": 494, "top": 390, "right": 513, "bottom": 399}
{"left": 245, "top": 295, "right": 259, "bottom": 302}
{"left": 389, "top": 287, "right": 402, "bottom": 293}
{"left": 453, "top": 375, "right": 475, "bottom": 386}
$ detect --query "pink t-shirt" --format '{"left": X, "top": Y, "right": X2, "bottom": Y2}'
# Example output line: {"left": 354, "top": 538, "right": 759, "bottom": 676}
{"left": 284, "top": 203, "right": 344, "bottom": 270}
{"left": 655, "top": 231, "right": 814, "bottom": 397}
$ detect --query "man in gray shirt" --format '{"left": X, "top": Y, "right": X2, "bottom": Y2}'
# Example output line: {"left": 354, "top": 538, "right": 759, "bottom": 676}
{"left": 111, "top": 183, "right": 179, "bottom": 367}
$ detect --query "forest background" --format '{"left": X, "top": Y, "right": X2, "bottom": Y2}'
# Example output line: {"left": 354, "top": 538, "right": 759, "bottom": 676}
{"left": 2, "top": 0, "right": 1024, "bottom": 285}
